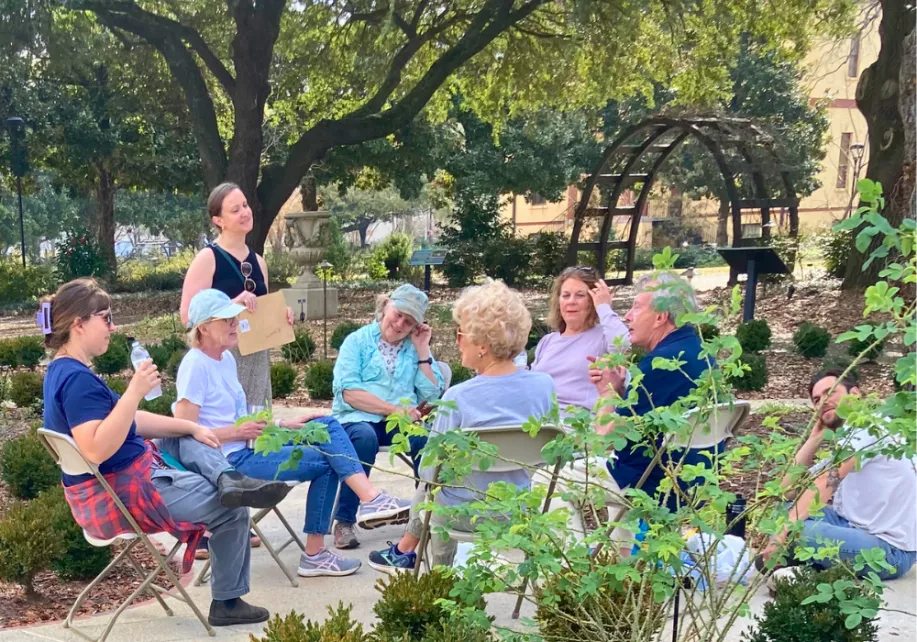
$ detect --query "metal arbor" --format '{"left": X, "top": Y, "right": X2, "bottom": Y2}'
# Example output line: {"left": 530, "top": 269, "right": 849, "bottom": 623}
{"left": 567, "top": 116, "right": 800, "bottom": 284}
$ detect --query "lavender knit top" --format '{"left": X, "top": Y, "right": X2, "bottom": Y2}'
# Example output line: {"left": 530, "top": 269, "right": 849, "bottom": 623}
{"left": 531, "top": 303, "right": 630, "bottom": 412}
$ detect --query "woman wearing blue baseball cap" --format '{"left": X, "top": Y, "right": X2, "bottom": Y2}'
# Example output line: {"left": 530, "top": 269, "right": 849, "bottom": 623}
{"left": 173, "top": 289, "right": 410, "bottom": 578}
{"left": 329, "top": 283, "right": 446, "bottom": 549}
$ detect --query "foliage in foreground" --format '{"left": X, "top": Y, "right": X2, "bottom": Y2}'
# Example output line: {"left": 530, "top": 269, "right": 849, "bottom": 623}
{"left": 0, "top": 430, "right": 59, "bottom": 500}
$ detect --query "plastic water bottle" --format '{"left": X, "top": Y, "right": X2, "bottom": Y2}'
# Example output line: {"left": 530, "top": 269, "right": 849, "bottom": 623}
{"left": 129, "top": 339, "right": 162, "bottom": 401}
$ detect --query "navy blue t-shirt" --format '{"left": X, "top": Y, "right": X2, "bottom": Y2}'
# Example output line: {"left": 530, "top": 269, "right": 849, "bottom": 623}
{"left": 609, "top": 325, "right": 718, "bottom": 499}
{"left": 43, "top": 358, "right": 146, "bottom": 486}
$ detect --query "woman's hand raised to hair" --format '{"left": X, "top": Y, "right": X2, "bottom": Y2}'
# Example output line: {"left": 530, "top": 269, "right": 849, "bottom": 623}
{"left": 127, "top": 360, "right": 161, "bottom": 400}
{"left": 233, "top": 290, "right": 257, "bottom": 313}
{"left": 587, "top": 279, "right": 615, "bottom": 308}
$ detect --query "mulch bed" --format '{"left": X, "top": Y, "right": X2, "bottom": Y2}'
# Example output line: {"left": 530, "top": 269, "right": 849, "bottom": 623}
{"left": 0, "top": 542, "right": 182, "bottom": 628}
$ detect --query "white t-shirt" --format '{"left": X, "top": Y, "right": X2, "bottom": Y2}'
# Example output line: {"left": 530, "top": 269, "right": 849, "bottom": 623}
{"left": 173, "top": 348, "right": 248, "bottom": 457}
{"left": 812, "top": 428, "right": 917, "bottom": 551}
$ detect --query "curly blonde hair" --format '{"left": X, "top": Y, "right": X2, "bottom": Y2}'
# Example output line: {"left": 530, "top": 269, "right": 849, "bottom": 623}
{"left": 547, "top": 266, "right": 600, "bottom": 333}
{"left": 452, "top": 279, "right": 531, "bottom": 361}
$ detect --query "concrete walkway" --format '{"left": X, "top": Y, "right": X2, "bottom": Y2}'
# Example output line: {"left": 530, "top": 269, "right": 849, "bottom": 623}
{"left": 1, "top": 406, "right": 913, "bottom": 642}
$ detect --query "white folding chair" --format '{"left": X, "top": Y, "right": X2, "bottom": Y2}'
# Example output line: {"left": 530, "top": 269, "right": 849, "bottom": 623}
{"left": 37, "top": 429, "right": 214, "bottom": 642}
{"left": 409, "top": 424, "right": 566, "bottom": 617}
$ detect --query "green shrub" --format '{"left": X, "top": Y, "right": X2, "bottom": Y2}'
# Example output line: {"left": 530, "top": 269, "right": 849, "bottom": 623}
{"left": 818, "top": 227, "right": 852, "bottom": 280}
{"left": 0, "top": 430, "right": 59, "bottom": 500}
{"left": 736, "top": 319, "right": 772, "bottom": 353}
{"left": 0, "top": 259, "right": 59, "bottom": 305}
{"left": 0, "top": 338, "right": 19, "bottom": 368}
{"left": 481, "top": 233, "right": 533, "bottom": 287}
{"left": 734, "top": 353, "right": 768, "bottom": 391}
{"left": 0, "top": 491, "right": 66, "bottom": 599}
{"left": 536, "top": 554, "right": 663, "bottom": 642}
{"left": 138, "top": 385, "right": 177, "bottom": 415}
{"left": 321, "top": 216, "right": 353, "bottom": 280}
{"left": 55, "top": 230, "right": 109, "bottom": 281}
{"left": 14, "top": 336, "right": 45, "bottom": 369}
{"left": 331, "top": 322, "right": 363, "bottom": 351}
{"left": 149, "top": 334, "right": 188, "bottom": 371}
{"left": 265, "top": 250, "right": 301, "bottom": 287}
{"left": 43, "top": 486, "right": 113, "bottom": 581}
{"left": 9, "top": 371, "right": 43, "bottom": 410}
{"left": 372, "top": 232, "right": 414, "bottom": 279}
{"left": 742, "top": 566, "right": 879, "bottom": 642}
{"left": 793, "top": 322, "right": 831, "bottom": 358}
{"left": 166, "top": 349, "right": 187, "bottom": 380}
{"left": 271, "top": 362, "right": 298, "bottom": 398}
{"left": 631, "top": 345, "right": 649, "bottom": 363}
{"left": 697, "top": 323, "right": 720, "bottom": 341}
{"left": 846, "top": 335, "right": 885, "bottom": 361}
{"left": 281, "top": 327, "right": 316, "bottom": 363}
{"left": 527, "top": 318, "right": 551, "bottom": 350}
{"left": 449, "top": 360, "right": 475, "bottom": 386}
{"left": 303, "top": 360, "right": 334, "bottom": 400}
{"left": 250, "top": 603, "right": 369, "bottom": 642}
{"left": 372, "top": 570, "right": 484, "bottom": 642}
{"left": 92, "top": 332, "right": 131, "bottom": 375}
{"left": 105, "top": 376, "right": 129, "bottom": 396}
{"left": 529, "top": 232, "right": 568, "bottom": 282}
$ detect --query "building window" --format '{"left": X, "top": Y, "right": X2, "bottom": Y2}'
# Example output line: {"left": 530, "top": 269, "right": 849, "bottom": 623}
{"left": 530, "top": 193, "right": 547, "bottom": 206}
{"left": 848, "top": 34, "right": 860, "bottom": 78}
{"left": 837, "top": 132, "right": 852, "bottom": 189}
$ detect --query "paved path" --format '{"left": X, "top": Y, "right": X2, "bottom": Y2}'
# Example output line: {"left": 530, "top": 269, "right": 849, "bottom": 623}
{"left": 2, "top": 406, "right": 913, "bottom": 642}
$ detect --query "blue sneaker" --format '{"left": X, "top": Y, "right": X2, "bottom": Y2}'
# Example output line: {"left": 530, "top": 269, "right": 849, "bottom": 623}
{"left": 368, "top": 541, "right": 417, "bottom": 574}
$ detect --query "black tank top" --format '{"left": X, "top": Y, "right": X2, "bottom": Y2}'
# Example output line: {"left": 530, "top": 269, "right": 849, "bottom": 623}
{"left": 208, "top": 244, "right": 268, "bottom": 299}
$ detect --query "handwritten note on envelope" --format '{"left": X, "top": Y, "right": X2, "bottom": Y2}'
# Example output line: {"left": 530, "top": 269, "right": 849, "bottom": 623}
{"left": 236, "top": 292, "right": 295, "bottom": 356}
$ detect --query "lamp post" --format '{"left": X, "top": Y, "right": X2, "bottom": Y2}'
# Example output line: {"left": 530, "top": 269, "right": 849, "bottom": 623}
{"left": 6, "top": 117, "right": 27, "bottom": 268}
{"left": 317, "top": 260, "right": 332, "bottom": 359}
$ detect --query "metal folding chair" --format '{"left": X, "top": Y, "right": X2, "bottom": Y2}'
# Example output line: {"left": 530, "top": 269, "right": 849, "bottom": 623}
{"left": 409, "top": 424, "right": 566, "bottom": 615}
{"left": 37, "top": 429, "right": 214, "bottom": 642}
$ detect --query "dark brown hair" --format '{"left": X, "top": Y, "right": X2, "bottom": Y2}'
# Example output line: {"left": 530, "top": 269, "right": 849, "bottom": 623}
{"left": 42, "top": 279, "right": 112, "bottom": 350}
{"left": 547, "top": 266, "right": 601, "bottom": 333}
{"left": 207, "top": 182, "right": 242, "bottom": 225}
{"left": 808, "top": 367, "right": 859, "bottom": 397}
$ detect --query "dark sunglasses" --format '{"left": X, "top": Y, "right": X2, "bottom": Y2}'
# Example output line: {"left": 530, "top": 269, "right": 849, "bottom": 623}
{"left": 241, "top": 261, "right": 256, "bottom": 293}
{"left": 91, "top": 310, "right": 114, "bottom": 326}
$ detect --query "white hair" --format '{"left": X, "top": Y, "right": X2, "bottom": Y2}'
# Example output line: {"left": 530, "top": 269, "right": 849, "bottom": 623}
{"left": 634, "top": 271, "right": 698, "bottom": 321}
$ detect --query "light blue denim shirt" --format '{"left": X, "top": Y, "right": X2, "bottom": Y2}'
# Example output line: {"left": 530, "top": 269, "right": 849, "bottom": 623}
{"left": 332, "top": 321, "right": 445, "bottom": 425}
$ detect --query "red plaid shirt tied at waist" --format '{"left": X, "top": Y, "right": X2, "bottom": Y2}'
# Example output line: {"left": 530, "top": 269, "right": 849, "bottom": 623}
{"left": 63, "top": 446, "right": 205, "bottom": 573}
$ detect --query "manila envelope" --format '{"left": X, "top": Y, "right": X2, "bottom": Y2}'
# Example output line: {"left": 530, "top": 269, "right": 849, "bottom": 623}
{"left": 236, "top": 291, "right": 295, "bottom": 356}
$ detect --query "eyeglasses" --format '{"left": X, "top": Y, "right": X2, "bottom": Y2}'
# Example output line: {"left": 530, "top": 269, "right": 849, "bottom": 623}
{"left": 92, "top": 310, "right": 114, "bottom": 327}
{"left": 240, "top": 261, "right": 256, "bottom": 293}
{"left": 456, "top": 329, "right": 466, "bottom": 341}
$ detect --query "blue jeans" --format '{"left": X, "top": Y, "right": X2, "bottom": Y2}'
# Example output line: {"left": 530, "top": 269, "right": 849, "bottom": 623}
{"left": 799, "top": 506, "right": 916, "bottom": 579}
{"left": 226, "top": 417, "right": 363, "bottom": 536}
{"left": 334, "top": 420, "right": 427, "bottom": 525}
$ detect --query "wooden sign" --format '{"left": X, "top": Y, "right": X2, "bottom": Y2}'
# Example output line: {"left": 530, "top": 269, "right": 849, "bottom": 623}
{"left": 236, "top": 292, "right": 295, "bottom": 356}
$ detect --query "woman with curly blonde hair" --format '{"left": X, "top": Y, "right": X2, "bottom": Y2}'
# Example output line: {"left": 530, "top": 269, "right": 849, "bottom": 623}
{"left": 367, "top": 280, "right": 555, "bottom": 572}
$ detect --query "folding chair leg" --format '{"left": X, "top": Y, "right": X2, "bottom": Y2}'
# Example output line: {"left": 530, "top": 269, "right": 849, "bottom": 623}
{"left": 194, "top": 559, "right": 211, "bottom": 586}
{"left": 65, "top": 539, "right": 139, "bottom": 633}
{"left": 250, "top": 519, "right": 299, "bottom": 587}
{"left": 125, "top": 550, "right": 174, "bottom": 616}
{"left": 272, "top": 506, "right": 306, "bottom": 552}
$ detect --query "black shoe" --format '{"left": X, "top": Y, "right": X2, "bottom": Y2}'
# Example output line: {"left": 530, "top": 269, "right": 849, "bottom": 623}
{"left": 218, "top": 471, "right": 291, "bottom": 509}
{"left": 208, "top": 598, "right": 269, "bottom": 627}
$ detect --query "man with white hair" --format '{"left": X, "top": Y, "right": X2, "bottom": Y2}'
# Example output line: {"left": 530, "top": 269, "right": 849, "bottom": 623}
{"left": 590, "top": 271, "right": 714, "bottom": 505}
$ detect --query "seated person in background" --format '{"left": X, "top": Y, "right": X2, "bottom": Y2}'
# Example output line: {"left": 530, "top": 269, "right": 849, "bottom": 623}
{"left": 173, "top": 289, "right": 410, "bottom": 578}
{"left": 331, "top": 284, "right": 445, "bottom": 550}
{"left": 531, "top": 266, "right": 629, "bottom": 415}
{"left": 367, "top": 280, "right": 555, "bottom": 572}
{"left": 759, "top": 368, "right": 916, "bottom": 579}
{"left": 42, "top": 279, "right": 288, "bottom": 627}
{"left": 587, "top": 272, "right": 714, "bottom": 510}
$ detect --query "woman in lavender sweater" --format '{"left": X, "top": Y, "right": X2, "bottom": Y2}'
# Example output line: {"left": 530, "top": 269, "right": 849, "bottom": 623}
{"left": 531, "top": 266, "right": 629, "bottom": 414}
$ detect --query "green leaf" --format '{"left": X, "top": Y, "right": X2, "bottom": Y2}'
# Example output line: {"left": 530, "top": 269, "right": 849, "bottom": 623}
{"left": 844, "top": 613, "right": 862, "bottom": 629}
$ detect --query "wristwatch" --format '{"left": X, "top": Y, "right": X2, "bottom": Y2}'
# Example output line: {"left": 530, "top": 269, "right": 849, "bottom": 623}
{"left": 417, "top": 358, "right": 433, "bottom": 365}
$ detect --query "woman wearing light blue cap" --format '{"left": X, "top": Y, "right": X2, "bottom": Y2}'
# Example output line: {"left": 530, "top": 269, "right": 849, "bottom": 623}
{"left": 330, "top": 283, "right": 446, "bottom": 549}
{"left": 172, "top": 289, "right": 411, "bottom": 578}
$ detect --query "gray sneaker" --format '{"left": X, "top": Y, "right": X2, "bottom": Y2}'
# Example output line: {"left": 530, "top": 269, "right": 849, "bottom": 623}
{"left": 333, "top": 522, "right": 359, "bottom": 549}
{"left": 297, "top": 548, "right": 362, "bottom": 577}
{"left": 356, "top": 491, "right": 411, "bottom": 530}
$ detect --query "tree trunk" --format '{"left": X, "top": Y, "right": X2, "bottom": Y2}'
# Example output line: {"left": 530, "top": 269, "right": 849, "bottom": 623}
{"left": 842, "top": 0, "right": 915, "bottom": 289}
{"left": 301, "top": 174, "right": 318, "bottom": 211}
{"left": 95, "top": 165, "right": 117, "bottom": 275}
{"left": 899, "top": 28, "right": 916, "bottom": 220}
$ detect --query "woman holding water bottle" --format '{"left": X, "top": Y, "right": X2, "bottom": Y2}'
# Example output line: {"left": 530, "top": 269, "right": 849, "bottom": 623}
{"left": 180, "top": 183, "right": 294, "bottom": 405}
{"left": 40, "top": 279, "right": 292, "bottom": 627}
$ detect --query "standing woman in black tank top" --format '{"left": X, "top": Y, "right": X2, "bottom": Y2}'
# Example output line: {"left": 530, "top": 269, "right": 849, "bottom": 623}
{"left": 181, "top": 184, "right": 293, "bottom": 405}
